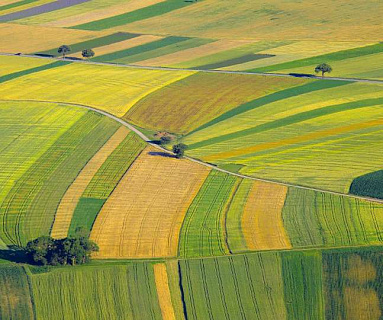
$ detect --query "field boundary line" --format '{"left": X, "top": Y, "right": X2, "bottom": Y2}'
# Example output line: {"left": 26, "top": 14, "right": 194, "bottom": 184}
{"left": 2, "top": 98, "right": 383, "bottom": 207}
{"left": 1, "top": 52, "right": 383, "bottom": 84}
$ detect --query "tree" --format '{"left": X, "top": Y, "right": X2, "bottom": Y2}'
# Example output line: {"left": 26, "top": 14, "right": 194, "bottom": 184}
{"left": 25, "top": 235, "right": 98, "bottom": 266}
{"left": 82, "top": 48, "right": 95, "bottom": 59}
{"left": 58, "top": 45, "right": 71, "bottom": 58}
{"left": 172, "top": 143, "right": 187, "bottom": 158}
{"left": 315, "top": 63, "right": 332, "bottom": 77}
{"left": 160, "top": 136, "right": 172, "bottom": 145}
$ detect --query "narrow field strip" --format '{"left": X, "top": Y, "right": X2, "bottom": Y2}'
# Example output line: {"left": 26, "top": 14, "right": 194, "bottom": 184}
{"left": 0, "top": 0, "right": 90, "bottom": 22}
{"left": 0, "top": 0, "right": 52, "bottom": 15}
{"left": 0, "top": 265, "right": 34, "bottom": 320}
{"left": 0, "top": 60, "right": 70, "bottom": 83}
{"left": 37, "top": 32, "right": 139, "bottom": 57}
{"left": 43, "top": 0, "right": 166, "bottom": 27}
{"left": 93, "top": 36, "right": 190, "bottom": 63}
{"left": 197, "top": 53, "right": 274, "bottom": 70}
{"left": 153, "top": 264, "right": 176, "bottom": 320}
{"left": 178, "top": 171, "right": 238, "bottom": 258}
{"left": 0, "top": 55, "right": 52, "bottom": 79}
{"left": 0, "top": 0, "right": 38, "bottom": 12}
{"left": 90, "top": 146, "right": 210, "bottom": 258}
{"left": 72, "top": 0, "right": 197, "bottom": 30}
{"left": 51, "top": 126, "right": 128, "bottom": 239}
{"left": 141, "top": 39, "right": 253, "bottom": 67}
{"left": 203, "top": 116, "right": 383, "bottom": 162}
{"left": 242, "top": 181, "right": 290, "bottom": 250}
{"left": 69, "top": 35, "right": 163, "bottom": 59}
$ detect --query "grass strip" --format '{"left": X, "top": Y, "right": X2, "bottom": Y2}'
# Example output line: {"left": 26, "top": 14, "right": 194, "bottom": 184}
{"left": 72, "top": 0, "right": 196, "bottom": 30}
{"left": 0, "top": 60, "right": 70, "bottom": 83}
{"left": 93, "top": 36, "right": 190, "bottom": 62}
{"left": 196, "top": 53, "right": 275, "bottom": 70}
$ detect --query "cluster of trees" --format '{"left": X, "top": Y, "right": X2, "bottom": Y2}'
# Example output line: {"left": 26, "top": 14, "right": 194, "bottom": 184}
{"left": 26, "top": 229, "right": 98, "bottom": 266}
{"left": 173, "top": 143, "right": 187, "bottom": 158}
{"left": 58, "top": 45, "right": 95, "bottom": 59}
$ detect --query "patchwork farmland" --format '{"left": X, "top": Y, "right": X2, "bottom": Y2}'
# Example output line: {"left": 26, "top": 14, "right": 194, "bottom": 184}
{"left": 1, "top": 0, "right": 382, "bottom": 319}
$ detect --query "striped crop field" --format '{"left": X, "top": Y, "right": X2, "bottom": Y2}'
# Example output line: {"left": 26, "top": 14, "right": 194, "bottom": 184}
{"left": 0, "top": 55, "right": 52, "bottom": 76}
{"left": 90, "top": 145, "right": 210, "bottom": 259}
{"left": 184, "top": 80, "right": 383, "bottom": 192}
{"left": 0, "top": 101, "right": 121, "bottom": 246}
{"left": 0, "top": 59, "right": 193, "bottom": 117}
{"left": 125, "top": 73, "right": 305, "bottom": 134}
{"left": 68, "top": 131, "right": 146, "bottom": 237}
{"left": 30, "top": 263, "right": 162, "bottom": 320}
{"left": 0, "top": 265, "right": 34, "bottom": 320}
{"left": 282, "top": 188, "right": 383, "bottom": 248}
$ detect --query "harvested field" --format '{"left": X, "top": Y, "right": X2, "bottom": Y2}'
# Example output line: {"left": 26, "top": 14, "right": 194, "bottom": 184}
{"left": 90, "top": 146, "right": 210, "bottom": 258}
{"left": 0, "top": 60, "right": 192, "bottom": 117}
{"left": 51, "top": 126, "right": 128, "bottom": 239}
{"left": 153, "top": 264, "right": 176, "bottom": 320}
{"left": 241, "top": 181, "right": 290, "bottom": 250}
{"left": 41, "top": 0, "right": 166, "bottom": 27}
{"left": 178, "top": 171, "right": 238, "bottom": 258}
{"left": 126, "top": 73, "right": 303, "bottom": 134}
{"left": 0, "top": 0, "right": 91, "bottom": 22}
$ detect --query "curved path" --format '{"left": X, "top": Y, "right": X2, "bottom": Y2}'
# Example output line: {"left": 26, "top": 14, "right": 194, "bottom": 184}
{"left": 2, "top": 98, "right": 383, "bottom": 205}
{"left": 2, "top": 52, "right": 383, "bottom": 84}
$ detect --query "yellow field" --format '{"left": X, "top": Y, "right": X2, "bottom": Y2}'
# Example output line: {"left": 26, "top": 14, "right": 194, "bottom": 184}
{"left": 90, "top": 146, "right": 210, "bottom": 258}
{"left": 220, "top": 40, "right": 371, "bottom": 71}
{"left": 345, "top": 255, "right": 377, "bottom": 285}
{"left": 70, "top": 35, "right": 162, "bottom": 59}
{"left": 42, "top": 0, "right": 166, "bottom": 27}
{"left": 154, "top": 264, "right": 176, "bottom": 320}
{"left": 241, "top": 181, "right": 290, "bottom": 250}
{"left": 121, "top": 0, "right": 382, "bottom": 41}
{"left": 0, "top": 55, "right": 51, "bottom": 75}
{"left": 51, "top": 127, "right": 129, "bottom": 239}
{"left": 0, "top": 61, "right": 193, "bottom": 117}
{"left": 137, "top": 40, "right": 254, "bottom": 67}
{"left": 0, "top": 24, "right": 105, "bottom": 53}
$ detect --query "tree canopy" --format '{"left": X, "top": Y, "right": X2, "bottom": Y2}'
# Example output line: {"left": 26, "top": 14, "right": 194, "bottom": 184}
{"left": 82, "top": 48, "right": 95, "bottom": 59}
{"left": 315, "top": 63, "right": 332, "bottom": 76}
{"left": 26, "top": 230, "right": 98, "bottom": 266}
{"left": 58, "top": 45, "right": 71, "bottom": 58}
{"left": 173, "top": 143, "right": 187, "bottom": 158}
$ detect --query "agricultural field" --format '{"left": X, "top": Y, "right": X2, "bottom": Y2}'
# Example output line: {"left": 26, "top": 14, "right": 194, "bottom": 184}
{"left": 1, "top": 0, "right": 383, "bottom": 318}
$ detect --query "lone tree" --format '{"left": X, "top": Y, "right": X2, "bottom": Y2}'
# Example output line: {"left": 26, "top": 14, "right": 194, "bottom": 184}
{"left": 82, "top": 48, "right": 95, "bottom": 59}
{"left": 315, "top": 63, "right": 332, "bottom": 77}
{"left": 58, "top": 45, "right": 71, "bottom": 58}
{"left": 173, "top": 143, "right": 187, "bottom": 159}
{"left": 26, "top": 233, "right": 98, "bottom": 266}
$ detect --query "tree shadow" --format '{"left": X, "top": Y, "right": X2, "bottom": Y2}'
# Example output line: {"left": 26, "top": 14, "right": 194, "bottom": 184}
{"left": 0, "top": 246, "right": 29, "bottom": 264}
{"left": 148, "top": 151, "right": 176, "bottom": 158}
{"left": 289, "top": 73, "right": 315, "bottom": 78}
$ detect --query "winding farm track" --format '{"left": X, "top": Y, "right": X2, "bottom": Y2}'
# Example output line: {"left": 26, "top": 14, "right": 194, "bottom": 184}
{"left": 1, "top": 52, "right": 383, "bottom": 84}
{"left": 2, "top": 97, "right": 383, "bottom": 206}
